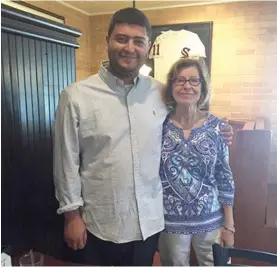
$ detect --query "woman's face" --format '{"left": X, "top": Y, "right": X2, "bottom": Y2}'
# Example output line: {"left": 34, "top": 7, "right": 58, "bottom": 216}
{"left": 172, "top": 66, "right": 202, "bottom": 107}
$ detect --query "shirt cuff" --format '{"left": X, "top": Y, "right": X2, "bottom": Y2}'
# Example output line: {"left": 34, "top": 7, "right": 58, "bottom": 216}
{"left": 57, "top": 200, "right": 84, "bottom": 214}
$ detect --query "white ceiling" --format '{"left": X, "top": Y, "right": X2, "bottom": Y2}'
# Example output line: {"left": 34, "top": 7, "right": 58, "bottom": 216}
{"left": 57, "top": 0, "right": 246, "bottom": 16}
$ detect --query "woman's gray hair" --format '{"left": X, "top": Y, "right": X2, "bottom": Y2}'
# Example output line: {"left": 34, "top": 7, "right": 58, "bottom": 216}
{"left": 161, "top": 57, "right": 211, "bottom": 111}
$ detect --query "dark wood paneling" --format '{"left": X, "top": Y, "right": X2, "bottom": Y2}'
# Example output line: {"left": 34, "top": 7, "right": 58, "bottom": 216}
{"left": 52, "top": 43, "right": 59, "bottom": 110}
{"left": 2, "top": 5, "right": 80, "bottom": 260}
{"left": 266, "top": 184, "right": 277, "bottom": 228}
{"left": 1, "top": 4, "right": 81, "bottom": 48}
{"left": 231, "top": 125, "right": 277, "bottom": 265}
{"left": 1, "top": 31, "right": 77, "bottom": 259}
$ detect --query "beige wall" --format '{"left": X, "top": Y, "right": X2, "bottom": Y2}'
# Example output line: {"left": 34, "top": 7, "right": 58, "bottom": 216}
{"left": 89, "top": 1, "right": 277, "bottom": 151}
{"left": 90, "top": 15, "right": 111, "bottom": 73}
{"left": 23, "top": 1, "right": 277, "bottom": 147}
{"left": 26, "top": 1, "right": 93, "bottom": 81}
{"left": 22, "top": 1, "right": 277, "bottom": 182}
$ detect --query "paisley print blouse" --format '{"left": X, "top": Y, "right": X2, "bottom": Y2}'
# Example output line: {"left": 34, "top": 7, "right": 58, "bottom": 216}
{"left": 160, "top": 113, "right": 235, "bottom": 234}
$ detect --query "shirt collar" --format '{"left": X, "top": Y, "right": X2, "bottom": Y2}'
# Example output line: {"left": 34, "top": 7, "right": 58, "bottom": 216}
{"left": 99, "top": 61, "right": 141, "bottom": 90}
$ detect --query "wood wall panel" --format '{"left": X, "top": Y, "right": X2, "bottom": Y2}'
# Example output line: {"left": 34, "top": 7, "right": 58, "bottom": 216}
{"left": 1, "top": 31, "right": 76, "bottom": 257}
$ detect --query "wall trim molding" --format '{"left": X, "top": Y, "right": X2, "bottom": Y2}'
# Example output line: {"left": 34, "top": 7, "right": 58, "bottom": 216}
{"left": 1, "top": 4, "right": 82, "bottom": 48}
{"left": 57, "top": 0, "right": 91, "bottom": 16}
{"left": 58, "top": 0, "right": 248, "bottom": 17}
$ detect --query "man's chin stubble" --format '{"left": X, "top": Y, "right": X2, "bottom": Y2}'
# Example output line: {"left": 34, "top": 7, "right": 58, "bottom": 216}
{"left": 113, "top": 65, "right": 139, "bottom": 78}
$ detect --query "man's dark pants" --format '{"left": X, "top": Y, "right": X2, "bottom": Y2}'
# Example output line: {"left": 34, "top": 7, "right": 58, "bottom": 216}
{"left": 71, "top": 230, "right": 160, "bottom": 266}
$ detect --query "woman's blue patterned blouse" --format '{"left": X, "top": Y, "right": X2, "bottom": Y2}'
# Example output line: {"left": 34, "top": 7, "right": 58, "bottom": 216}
{"left": 160, "top": 113, "right": 235, "bottom": 234}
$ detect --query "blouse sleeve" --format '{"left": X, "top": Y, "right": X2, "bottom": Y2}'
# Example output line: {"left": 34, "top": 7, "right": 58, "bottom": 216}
{"left": 215, "top": 136, "right": 235, "bottom": 205}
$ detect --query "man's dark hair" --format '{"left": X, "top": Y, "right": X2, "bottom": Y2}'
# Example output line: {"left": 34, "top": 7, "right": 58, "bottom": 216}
{"left": 107, "top": 8, "right": 152, "bottom": 39}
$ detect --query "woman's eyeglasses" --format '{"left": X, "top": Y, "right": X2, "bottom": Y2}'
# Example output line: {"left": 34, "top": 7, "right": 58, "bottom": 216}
{"left": 173, "top": 77, "right": 202, "bottom": 86}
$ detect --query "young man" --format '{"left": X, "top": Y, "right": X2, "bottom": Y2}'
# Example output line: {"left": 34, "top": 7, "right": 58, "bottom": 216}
{"left": 54, "top": 7, "right": 233, "bottom": 266}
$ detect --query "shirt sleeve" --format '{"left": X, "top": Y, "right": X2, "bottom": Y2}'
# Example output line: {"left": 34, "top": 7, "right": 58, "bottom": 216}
{"left": 53, "top": 89, "right": 84, "bottom": 214}
{"left": 215, "top": 136, "right": 235, "bottom": 205}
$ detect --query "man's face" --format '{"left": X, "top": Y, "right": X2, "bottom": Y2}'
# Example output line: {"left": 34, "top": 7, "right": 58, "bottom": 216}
{"left": 106, "top": 24, "right": 150, "bottom": 78}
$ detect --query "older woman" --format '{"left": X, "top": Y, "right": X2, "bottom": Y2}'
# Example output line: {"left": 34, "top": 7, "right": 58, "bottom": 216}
{"left": 158, "top": 58, "right": 235, "bottom": 266}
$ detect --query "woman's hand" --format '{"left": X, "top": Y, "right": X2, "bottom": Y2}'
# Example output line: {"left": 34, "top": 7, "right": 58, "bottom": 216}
{"left": 219, "top": 118, "right": 233, "bottom": 146}
{"left": 220, "top": 227, "right": 234, "bottom": 248}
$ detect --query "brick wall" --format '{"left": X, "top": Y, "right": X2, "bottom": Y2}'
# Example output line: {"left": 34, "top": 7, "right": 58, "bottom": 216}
{"left": 25, "top": 1, "right": 93, "bottom": 81}
{"left": 24, "top": 1, "right": 277, "bottom": 182}
{"left": 24, "top": 1, "right": 277, "bottom": 148}
{"left": 90, "top": 15, "right": 110, "bottom": 72}
{"left": 89, "top": 1, "right": 277, "bottom": 151}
